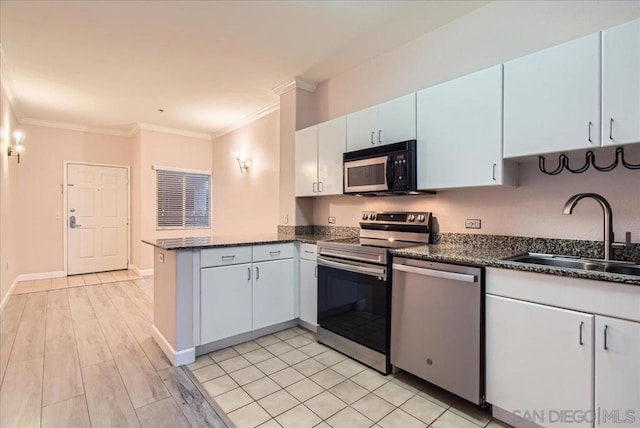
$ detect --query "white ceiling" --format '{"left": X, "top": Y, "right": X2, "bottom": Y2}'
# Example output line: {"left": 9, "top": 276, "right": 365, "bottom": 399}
{"left": 0, "top": 1, "right": 488, "bottom": 137}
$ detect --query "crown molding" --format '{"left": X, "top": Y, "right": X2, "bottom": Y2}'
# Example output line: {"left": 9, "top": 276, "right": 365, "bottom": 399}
{"left": 210, "top": 102, "right": 280, "bottom": 141}
{"left": 134, "top": 123, "right": 212, "bottom": 140}
{"left": 20, "top": 118, "right": 132, "bottom": 137}
{"left": 272, "top": 77, "right": 318, "bottom": 96}
{"left": 0, "top": 44, "right": 18, "bottom": 114}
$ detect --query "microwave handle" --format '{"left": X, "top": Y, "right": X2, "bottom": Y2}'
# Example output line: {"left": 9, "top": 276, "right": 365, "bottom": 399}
{"left": 386, "top": 156, "right": 393, "bottom": 190}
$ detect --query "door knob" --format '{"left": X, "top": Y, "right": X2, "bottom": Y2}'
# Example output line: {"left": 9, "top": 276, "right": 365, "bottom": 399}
{"left": 69, "top": 216, "right": 82, "bottom": 228}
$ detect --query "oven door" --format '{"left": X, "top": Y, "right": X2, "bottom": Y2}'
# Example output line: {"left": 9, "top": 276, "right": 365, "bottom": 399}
{"left": 343, "top": 155, "right": 391, "bottom": 193}
{"left": 317, "top": 256, "right": 390, "bottom": 354}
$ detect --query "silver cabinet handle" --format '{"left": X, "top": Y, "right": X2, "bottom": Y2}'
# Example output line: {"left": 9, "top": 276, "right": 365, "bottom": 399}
{"left": 269, "top": 251, "right": 281, "bottom": 256}
{"left": 392, "top": 263, "right": 477, "bottom": 283}
{"left": 588, "top": 122, "right": 593, "bottom": 143}
{"left": 609, "top": 118, "right": 614, "bottom": 141}
{"left": 248, "top": 267, "right": 251, "bottom": 281}
{"left": 604, "top": 325, "right": 608, "bottom": 350}
{"left": 315, "top": 265, "right": 318, "bottom": 278}
{"left": 492, "top": 163, "right": 497, "bottom": 181}
{"left": 370, "top": 131, "right": 375, "bottom": 145}
{"left": 378, "top": 130, "right": 382, "bottom": 144}
{"left": 579, "top": 321, "right": 584, "bottom": 346}
{"left": 256, "top": 266, "right": 260, "bottom": 280}
{"left": 313, "top": 182, "right": 318, "bottom": 193}
{"left": 318, "top": 182, "right": 323, "bottom": 192}
{"left": 222, "top": 255, "right": 235, "bottom": 260}
{"left": 304, "top": 250, "right": 315, "bottom": 254}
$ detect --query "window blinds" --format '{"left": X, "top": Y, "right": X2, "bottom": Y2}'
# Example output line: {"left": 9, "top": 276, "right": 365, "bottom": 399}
{"left": 156, "top": 169, "right": 211, "bottom": 229}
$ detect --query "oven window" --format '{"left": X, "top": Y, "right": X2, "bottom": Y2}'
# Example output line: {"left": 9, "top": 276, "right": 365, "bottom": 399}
{"left": 348, "top": 164, "right": 386, "bottom": 187}
{"left": 318, "top": 265, "right": 389, "bottom": 353}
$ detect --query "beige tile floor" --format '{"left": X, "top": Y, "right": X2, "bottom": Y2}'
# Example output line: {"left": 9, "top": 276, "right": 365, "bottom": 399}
{"left": 187, "top": 329, "right": 508, "bottom": 428}
{"left": 12, "top": 269, "right": 143, "bottom": 295}
{"left": 0, "top": 275, "right": 227, "bottom": 428}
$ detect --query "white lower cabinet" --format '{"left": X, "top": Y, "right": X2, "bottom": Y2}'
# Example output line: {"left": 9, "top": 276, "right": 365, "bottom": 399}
{"left": 486, "top": 295, "right": 594, "bottom": 428}
{"left": 595, "top": 316, "right": 640, "bottom": 428}
{"left": 253, "top": 259, "right": 295, "bottom": 330}
{"left": 299, "top": 258, "right": 317, "bottom": 325}
{"left": 201, "top": 263, "right": 253, "bottom": 343}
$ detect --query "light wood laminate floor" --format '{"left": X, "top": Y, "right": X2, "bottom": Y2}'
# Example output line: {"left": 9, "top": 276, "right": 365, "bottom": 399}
{"left": 0, "top": 276, "right": 227, "bottom": 428}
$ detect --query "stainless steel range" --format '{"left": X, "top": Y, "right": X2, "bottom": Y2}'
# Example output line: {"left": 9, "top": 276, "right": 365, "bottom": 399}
{"left": 316, "top": 211, "right": 432, "bottom": 374}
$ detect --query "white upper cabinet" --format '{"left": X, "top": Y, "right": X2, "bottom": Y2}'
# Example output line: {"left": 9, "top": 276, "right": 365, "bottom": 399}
{"left": 504, "top": 33, "right": 602, "bottom": 158}
{"left": 347, "top": 93, "right": 416, "bottom": 151}
{"left": 602, "top": 19, "right": 640, "bottom": 146}
{"left": 318, "top": 117, "right": 347, "bottom": 195}
{"left": 295, "top": 118, "right": 346, "bottom": 197}
{"left": 417, "top": 65, "right": 517, "bottom": 190}
{"left": 295, "top": 125, "right": 319, "bottom": 197}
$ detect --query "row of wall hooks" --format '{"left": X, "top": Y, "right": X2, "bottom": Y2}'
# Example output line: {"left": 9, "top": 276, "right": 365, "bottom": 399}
{"left": 539, "top": 147, "right": 640, "bottom": 175}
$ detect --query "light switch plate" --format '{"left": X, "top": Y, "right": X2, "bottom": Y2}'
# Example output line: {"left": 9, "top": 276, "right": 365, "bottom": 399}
{"left": 465, "top": 219, "right": 481, "bottom": 229}
{"left": 328, "top": 216, "right": 336, "bottom": 224}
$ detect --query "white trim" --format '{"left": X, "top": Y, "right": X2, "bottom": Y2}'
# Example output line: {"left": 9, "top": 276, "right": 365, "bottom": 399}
{"left": 129, "top": 264, "right": 154, "bottom": 277}
{"left": 134, "top": 123, "right": 212, "bottom": 141}
{"left": 151, "top": 165, "right": 212, "bottom": 175}
{"left": 272, "top": 77, "right": 318, "bottom": 95}
{"left": 64, "top": 161, "right": 131, "bottom": 276}
{"left": 16, "top": 271, "right": 66, "bottom": 281}
{"left": 20, "top": 118, "right": 132, "bottom": 137}
{"left": 0, "top": 277, "right": 20, "bottom": 314}
{"left": 152, "top": 324, "right": 195, "bottom": 366}
{"left": 210, "top": 102, "right": 280, "bottom": 140}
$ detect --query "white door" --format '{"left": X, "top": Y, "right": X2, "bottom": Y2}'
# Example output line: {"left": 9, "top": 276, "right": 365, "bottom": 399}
{"left": 377, "top": 93, "right": 416, "bottom": 145}
{"left": 486, "top": 295, "right": 594, "bottom": 428}
{"left": 417, "top": 65, "right": 503, "bottom": 189}
{"left": 318, "top": 117, "right": 346, "bottom": 196}
{"left": 602, "top": 19, "right": 640, "bottom": 146}
{"left": 253, "top": 259, "right": 295, "bottom": 330}
{"left": 295, "top": 125, "right": 319, "bottom": 197}
{"left": 595, "top": 316, "right": 640, "bottom": 428}
{"left": 299, "top": 258, "right": 317, "bottom": 325}
{"left": 200, "top": 264, "right": 253, "bottom": 343}
{"left": 67, "top": 164, "right": 128, "bottom": 275}
{"left": 504, "top": 32, "right": 601, "bottom": 158}
{"left": 346, "top": 105, "right": 378, "bottom": 151}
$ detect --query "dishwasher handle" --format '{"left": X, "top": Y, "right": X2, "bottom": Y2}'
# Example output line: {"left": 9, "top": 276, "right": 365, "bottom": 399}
{"left": 392, "top": 263, "right": 477, "bottom": 283}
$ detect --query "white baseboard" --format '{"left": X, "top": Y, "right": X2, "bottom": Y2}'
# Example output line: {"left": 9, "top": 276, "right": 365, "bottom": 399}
{"left": 129, "top": 264, "right": 154, "bottom": 277}
{"left": 0, "top": 277, "right": 19, "bottom": 314}
{"left": 16, "top": 271, "right": 66, "bottom": 281}
{"left": 152, "top": 324, "right": 195, "bottom": 366}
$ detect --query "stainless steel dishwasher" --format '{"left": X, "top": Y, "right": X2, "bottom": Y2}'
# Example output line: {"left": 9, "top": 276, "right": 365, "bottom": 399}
{"left": 391, "top": 257, "right": 484, "bottom": 405}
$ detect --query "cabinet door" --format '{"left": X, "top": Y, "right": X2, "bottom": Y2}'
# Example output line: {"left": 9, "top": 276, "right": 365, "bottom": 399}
{"left": 346, "top": 106, "right": 377, "bottom": 151}
{"left": 602, "top": 19, "right": 640, "bottom": 146}
{"left": 201, "top": 264, "right": 252, "bottom": 344}
{"left": 504, "top": 33, "right": 601, "bottom": 158}
{"left": 299, "top": 258, "right": 317, "bottom": 326}
{"left": 377, "top": 93, "right": 416, "bottom": 145}
{"left": 318, "top": 117, "right": 346, "bottom": 195}
{"left": 295, "top": 125, "right": 319, "bottom": 197}
{"left": 253, "top": 259, "right": 295, "bottom": 330}
{"left": 417, "top": 65, "right": 504, "bottom": 189}
{"left": 595, "top": 316, "right": 640, "bottom": 428}
{"left": 486, "top": 295, "right": 594, "bottom": 428}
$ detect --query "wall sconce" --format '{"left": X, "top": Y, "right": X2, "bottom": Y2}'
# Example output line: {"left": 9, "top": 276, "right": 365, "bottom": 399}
{"left": 7, "top": 131, "right": 25, "bottom": 163}
{"left": 233, "top": 150, "right": 251, "bottom": 174}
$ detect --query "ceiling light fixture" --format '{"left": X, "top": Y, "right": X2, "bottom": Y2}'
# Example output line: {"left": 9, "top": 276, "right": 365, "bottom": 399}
{"left": 7, "top": 130, "right": 25, "bottom": 163}
{"left": 233, "top": 150, "right": 251, "bottom": 174}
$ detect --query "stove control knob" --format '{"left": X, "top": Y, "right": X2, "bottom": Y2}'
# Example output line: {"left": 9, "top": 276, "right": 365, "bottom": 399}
{"left": 362, "top": 213, "right": 369, "bottom": 220}
{"left": 369, "top": 213, "right": 376, "bottom": 221}
{"left": 408, "top": 214, "right": 416, "bottom": 222}
{"left": 417, "top": 214, "right": 425, "bottom": 222}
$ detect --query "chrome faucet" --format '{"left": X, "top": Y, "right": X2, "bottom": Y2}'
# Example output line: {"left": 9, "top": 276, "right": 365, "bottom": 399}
{"left": 562, "top": 193, "right": 630, "bottom": 260}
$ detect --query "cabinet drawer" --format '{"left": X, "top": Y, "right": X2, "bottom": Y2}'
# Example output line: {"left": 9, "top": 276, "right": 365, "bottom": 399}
{"left": 252, "top": 243, "right": 294, "bottom": 262}
{"left": 299, "top": 243, "right": 317, "bottom": 261}
{"left": 201, "top": 246, "right": 252, "bottom": 268}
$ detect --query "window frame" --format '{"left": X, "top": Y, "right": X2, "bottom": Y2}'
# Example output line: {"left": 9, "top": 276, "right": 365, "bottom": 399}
{"left": 155, "top": 166, "right": 212, "bottom": 231}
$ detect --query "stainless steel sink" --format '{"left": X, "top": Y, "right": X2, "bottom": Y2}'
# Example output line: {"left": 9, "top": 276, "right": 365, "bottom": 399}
{"left": 503, "top": 253, "right": 640, "bottom": 277}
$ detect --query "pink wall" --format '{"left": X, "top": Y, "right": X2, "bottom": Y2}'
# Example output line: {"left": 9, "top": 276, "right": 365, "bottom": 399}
{"left": 211, "top": 110, "right": 281, "bottom": 235}
{"left": 0, "top": 84, "right": 20, "bottom": 306}
{"left": 15, "top": 125, "right": 132, "bottom": 276}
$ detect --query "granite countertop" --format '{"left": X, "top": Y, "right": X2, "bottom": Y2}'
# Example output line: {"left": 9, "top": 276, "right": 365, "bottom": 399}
{"left": 392, "top": 244, "right": 640, "bottom": 286}
{"left": 142, "top": 233, "right": 337, "bottom": 250}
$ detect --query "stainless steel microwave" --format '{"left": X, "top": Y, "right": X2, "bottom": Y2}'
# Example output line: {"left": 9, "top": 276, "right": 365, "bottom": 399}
{"left": 343, "top": 140, "right": 424, "bottom": 195}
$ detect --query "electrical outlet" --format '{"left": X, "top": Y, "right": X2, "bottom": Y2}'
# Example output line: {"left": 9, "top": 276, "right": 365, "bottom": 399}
{"left": 465, "top": 219, "right": 481, "bottom": 229}
{"left": 328, "top": 216, "right": 336, "bottom": 224}
{"left": 280, "top": 213, "right": 288, "bottom": 224}
{"left": 159, "top": 254, "right": 164, "bottom": 263}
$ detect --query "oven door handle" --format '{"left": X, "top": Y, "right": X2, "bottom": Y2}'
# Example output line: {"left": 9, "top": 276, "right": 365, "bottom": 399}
{"left": 318, "top": 257, "right": 387, "bottom": 279}
{"left": 393, "top": 263, "right": 477, "bottom": 283}
{"left": 386, "top": 155, "right": 393, "bottom": 190}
